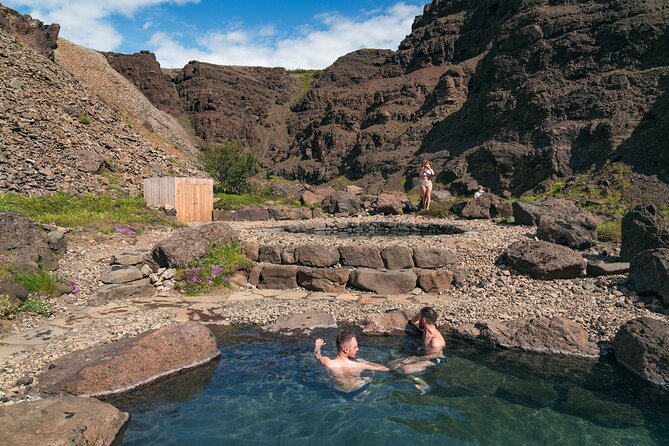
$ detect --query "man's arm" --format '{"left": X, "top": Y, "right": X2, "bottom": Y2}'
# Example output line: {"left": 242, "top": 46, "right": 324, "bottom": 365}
{"left": 409, "top": 311, "right": 423, "bottom": 329}
{"left": 356, "top": 358, "right": 390, "bottom": 372}
{"left": 314, "top": 338, "right": 329, "bottom": 365}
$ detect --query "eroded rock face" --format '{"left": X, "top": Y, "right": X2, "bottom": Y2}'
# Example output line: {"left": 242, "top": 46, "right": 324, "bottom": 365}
{"left": 0, "top": 397, "right": 129, "bottom": 446}
{"left": 628, "top": 249, "right": 669, "bottom": 306}
{"left": 35, "top": 322, "right": 220, "bottom": 397}
{"left": 621, "top": 204, "right": 669, "bottom": 261}
{"left": 454, "top": 317, "right": 599, "bottom": 358}
{"left": 151, "top": 223, "right": 236, "bottom": 268}
{"left": 613, "top": 317, "right": 669, "bottom": 390}
{"left": 0, "top": 212, "right": 57, "bottom": 270}
{"left": 503, "top": 239, "right": 585, "bottom": 280}
{"left": 0, "top": 5, "right": 59, "bottom": 61}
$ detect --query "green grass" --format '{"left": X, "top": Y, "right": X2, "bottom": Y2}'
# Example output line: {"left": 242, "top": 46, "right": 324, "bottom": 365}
{"left": 175, "top": 241, "right": 253, "bottom": 295}
{"left": 0, "top": 295, "right": 15, "bottom": 318}
{"left": 0, "top": 192, "right": 180, "bottom": 231}
{"left": 288, "top": 69, "right": 322, "bottom": 100}
{"left": 13, "top": 270, "right": 60, "bottom": 297}
{"left": 18, "top": 297, "right": 53, "bottom": 317}
{"left": 78, "top": 115, "right": 91, "bottom": 125}
{"left": 214, "top": 192, "right": 303, "bottom": 210}
{"left": 418, "top": 202, "right": 453, "bottom": 218}
{"left": 597, "top": 220, "right": 622, "bottom": 243}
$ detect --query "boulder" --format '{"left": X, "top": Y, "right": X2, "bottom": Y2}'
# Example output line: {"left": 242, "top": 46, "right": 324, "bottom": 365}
{"left": 300, "top": 188, "right": 331, "bottom": 206}
{"left": 151, "top": 223, "right": 236, "bottom": 268}
{"left": 503, "top": 239, "right": 586, "bottom": 279}
{"left": 416, "top": 269, "right": 453, "bottom": 293}
{"left": 35, "top": 323, "right": 220, "bottom": 397}
{"left": 512, "top": 199, "right": 580, "bottom": 226}
{"left": 295, "top": 244, "right": 340, "bottom": 267}
{"left": 259, "top": 264, "right": 300, "bottom": 289}
{"left": 0, "top": 397, "right": 128, "bottom": 446}
{"left": 536, "top": 213, "right": 598, "bottom": 250}
{"left": 613, "top": 317, "right": 669, "bottom": 389}
{"left": 233, "top": 207, "right": 270, "bottom": 221}
{"left": 346, "top": 185, "right": 364, "bottom": 195}
{"left": 381, "top": 246, "right": 414, "bottom": 270}
{"left": 297, "top": 268, "right": 350, "bottom": 292}
{"left": 46, "top": 229, "right": 67, "bottom": 253}
{"left": 263, "top": 312, "right": 337, "bottom": 336}
{"left": 431, "top": 190, "right": 452, "bottom": 204}
{"left": 620, "top": 204, "right": 669, "bottom": 261}
{"left": 326, "top": 191, "right": 362, "bottom": 215}
{"left": 412, "top": 247, "right": 457, "bottom": 269}
{"left": 281, "top": 246, "right": 296, "bottom": 264}
{"left": 111, "top": 250, "right": 149, "bottom": 266}
{"left": 586, "top": 260, "right": 630, "bottom": 277}
{"left": 0, "top": 212, "right": 57, "bottom": 270}
{"left": 339, "top": 245, "right": 384, "bottom": 268}
{"left": 100, "top": 265, "right": 144, "bottom": 284}
{"left": 360, "top": 309, "right": 412, "bottom": 335}
{"left": 242, "top": 241, "right": 259, "bottom": 261}
{"left": 258, "top": 245, "right": 283, "bottom": 264}
{"left": 268, "top": 206, "right": 312, "bottom": 220}
{"left": 212, "top": 209, "right": 234, "bottom": 221}
{"left": 0, "top": 280, "right": 28, "bottom": 301}
{"left": 349, "top": 269, "right": 417, "bottom": 294}
{"left": 628, "top": 249, "right": 669, "bottom": 306}
{"left": 96, "top": 279, "right": 154, "bottom": 301}
{"left": 454, "top": 317, "right": 599, "bottom": 358}
{"left": 458, "top": 194, "right": 512, "bottom": 219}
{"left": 375, "top": 193, "right": 406, "bottom": 215}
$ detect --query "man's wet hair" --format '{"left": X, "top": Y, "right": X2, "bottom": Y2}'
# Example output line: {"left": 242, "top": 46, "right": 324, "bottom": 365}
{"left": 336, "top": 331, "right": 357, "bottom": 352}
{"left": 420, "top": 307, "right": 438, "bottom": 325}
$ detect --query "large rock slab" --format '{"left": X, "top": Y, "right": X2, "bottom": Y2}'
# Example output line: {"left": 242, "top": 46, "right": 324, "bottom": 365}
{"left": 295, "top": 244, "right": 340, "bottom": 267}
{"left": 259, "top": 264, "right": 300, "bottom": 289}
{"left": 233, "top": 207, "right": 270, "bottom": 221}
{"left": 512, "top": 199, "right": 579, "bottom": 226}
{"left": 381, "top": 245, "right": 414, "bottom": 270}
{"left": 326, "top": 191, "right": 362, "bottom": 215}
{"left": 586, "top": 260, "right": 630, "bottom": 277}
{"left": 297, "top": 268, "right": 349, "bottom": 292}
{"left": 375, "top": 192, "right": 406, "bottom": 215}
{"left": 359, "top": 309, "right": 411, "bottom": 335}
{"left": 111, "top": 249, "right": 150, "bottom": 266}
{"left": 0, "top": 211, "right": 57, "bottom": 270}
{"left": 621, "top": 204, "right": 669, "bottom": 261}
{"left": 349, "top": 269, "right": 417, "bottom": 294}
{"left": 35, "top": 323, "right": 220, "bottom": 397}
{"left": 454, "top": 317, "right": 599, "bottom": 358}
{"left": 96, "top": 278, "right": 154, "bottom": 301}
{"left": 628, "top": 249, "right": 669, "bottom": 306}
{"left": 0, "top": 396, "right": 128, "bottom": 446}
{"left": 536, "top": 213, "right": 598, "bottom": 250}
{"left": 100, "top": 265, "right": 144, "bottom": 284}
{"left": 339, "top": 245, "right": 384, "bottom": 268}
{"left": 503, "top": 239, "right": 585, "bottom": 279}
{"left": 268, "top": 206, "right": 312, "bottom": 220}
{"left": 412, "top": 247, "right": 457, "bottom": 269}
{"left": 263, "top": 312, "right": 337, "bottom": 336}
{"left": 457, "top": 194, "right": 512, "bottom": 219}
{"left": 613, "top": 317, "right": 669, "bottom": 390}
{"left": 151, "top": 223, "right": 236, "bottom": 268}
{"left": 416, "top": 269, "right": 454, "bottom": 293}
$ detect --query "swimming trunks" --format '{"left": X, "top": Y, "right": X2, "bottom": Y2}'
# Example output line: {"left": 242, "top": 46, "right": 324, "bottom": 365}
{"left": 430, "top": 357, "right": 446, "bottom": 365}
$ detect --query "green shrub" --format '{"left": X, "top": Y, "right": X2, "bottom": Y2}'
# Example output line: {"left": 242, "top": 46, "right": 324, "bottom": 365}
{"left": 175, "top": 241, "right": 253, "bottom": 295}
{"left": 597, "top": 220, "right": 622, "bottom": 242}
{"left": 418, "top": 202, "right": 452, "bottom": 218}
{"left": 18, "top": 297, "right": 53, "bottom": 317}
{"left": 199, "top": 141, "right": 259, "bottom": 194}
{"left": 13, "top": 270, "right": 60, "bottom": 297}
{"left": 0, "top": 295, "right": 17, "bottom": 318}
{"left": 78, "top": 115, "right": 91, "bottom": 124}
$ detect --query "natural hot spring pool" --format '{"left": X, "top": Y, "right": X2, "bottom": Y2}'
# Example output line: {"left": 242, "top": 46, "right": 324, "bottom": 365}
{"left": 108, "top": 326, "right": 669, "bottom": 445}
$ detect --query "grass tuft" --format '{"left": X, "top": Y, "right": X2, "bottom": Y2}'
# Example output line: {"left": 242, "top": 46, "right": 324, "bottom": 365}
{"left": 597, "top": 220, "right": 622, "bottom": 243}
{"left": 13, "top": 270, "right": 60, "bottom": 297}
{"left": 18, "top": 297, "right": 53, "bottom": 317}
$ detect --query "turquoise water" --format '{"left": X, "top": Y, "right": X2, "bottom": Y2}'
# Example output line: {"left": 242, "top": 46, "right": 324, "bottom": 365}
{"left": 109, "top": 326, "right": 669, "bottom": 446}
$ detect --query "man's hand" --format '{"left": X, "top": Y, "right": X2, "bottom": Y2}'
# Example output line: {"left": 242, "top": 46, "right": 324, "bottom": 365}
{"left": 314, "top": 338, "right": 325, "bottom": 360}
{"left": 315, "top": 338, "right": 325, "bottom": 348}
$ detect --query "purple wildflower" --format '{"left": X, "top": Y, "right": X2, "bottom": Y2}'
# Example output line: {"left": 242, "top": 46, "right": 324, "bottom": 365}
{"left": 210, "top": 265, "right": 224, "bottom": 277}
{"left": 115, "top": 226, "right": 137, "bottom": 236}
{"left": 69, "top": 281, "right": 80, "bottom": 294}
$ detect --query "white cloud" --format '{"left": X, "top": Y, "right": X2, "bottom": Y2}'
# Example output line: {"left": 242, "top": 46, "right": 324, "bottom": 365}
{"left": 2, "top": 0, "right": 199, "bottom": 51}
{"left": 143, "top": 21, "right": 154, "bottom": 30}
{"left": 151, "top": 2, "right": 422, "bottom": 69}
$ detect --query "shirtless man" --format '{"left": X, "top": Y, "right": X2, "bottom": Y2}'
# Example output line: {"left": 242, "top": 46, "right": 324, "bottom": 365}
{"left": 390, "top": 307, "right": 446, "bottom": 375}
{"left": 314, "top": 332, "right": 389, "bottom": 393}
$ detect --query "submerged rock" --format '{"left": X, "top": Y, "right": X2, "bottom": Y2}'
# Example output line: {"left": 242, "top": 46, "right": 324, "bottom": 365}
{"left": 613, "top": 317, "right": 669, "bottom": 390}
{"left": 263, "top": 312, "right": 337, "bottom": 336}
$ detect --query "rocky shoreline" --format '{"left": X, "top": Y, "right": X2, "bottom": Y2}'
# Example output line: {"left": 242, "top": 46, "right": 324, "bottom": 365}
{"left": 1, "top": 214, "right": 667, "bottom": 404}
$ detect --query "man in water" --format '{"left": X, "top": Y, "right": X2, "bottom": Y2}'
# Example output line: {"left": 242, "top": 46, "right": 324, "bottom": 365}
{"left": 390, "top": 307, "right": 446, "bottom": 375}
{"left": 314, "top": 331, "right": 389, "bottom": 393}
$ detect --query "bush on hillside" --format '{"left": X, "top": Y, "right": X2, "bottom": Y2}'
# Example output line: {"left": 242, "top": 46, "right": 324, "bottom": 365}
{"left": 199, "top": 141, "right": 259, "bottom": 194}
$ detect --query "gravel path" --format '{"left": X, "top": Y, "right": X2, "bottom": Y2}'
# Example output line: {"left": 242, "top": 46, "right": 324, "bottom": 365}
{"left": 1, "top": 215, "right": 667, "bottom": 403}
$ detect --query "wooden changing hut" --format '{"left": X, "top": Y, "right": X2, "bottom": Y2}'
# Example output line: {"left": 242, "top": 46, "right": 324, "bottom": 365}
{"left": 143, "top": 177, "right": 214, "bottom": 223}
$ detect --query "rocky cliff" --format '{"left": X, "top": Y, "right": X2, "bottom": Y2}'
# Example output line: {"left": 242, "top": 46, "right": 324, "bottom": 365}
{"left": 0, "top": 23, "right": 202, "bottom": 196}
{"left": 0, "top": 4, "right": 59, "bottom": 61}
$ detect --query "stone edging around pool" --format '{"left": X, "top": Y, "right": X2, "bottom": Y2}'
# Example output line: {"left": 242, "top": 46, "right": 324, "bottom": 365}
{"left": 284, "top": 221, "right": 465, "bottom": 236}
{"left": 213, "top": 206, "right": 320, "bottom": 222}
{"left": 242, "top": 243, "right": 459, "bottom": 294}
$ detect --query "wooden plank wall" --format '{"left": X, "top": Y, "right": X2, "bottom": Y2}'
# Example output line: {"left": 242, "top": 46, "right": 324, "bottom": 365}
{"left": 143, "top": 177, "right": 176, "bottom": 208}
{"left": 174, "top": 178, "right": 214, "bottom": 223}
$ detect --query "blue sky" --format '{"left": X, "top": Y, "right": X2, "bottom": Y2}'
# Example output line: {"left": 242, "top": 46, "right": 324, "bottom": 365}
{"left": 3, "top": 0, "right": 424, "bottom": 68}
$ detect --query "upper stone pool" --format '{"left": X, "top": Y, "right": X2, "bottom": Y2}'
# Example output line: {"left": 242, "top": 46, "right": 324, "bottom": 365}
{"left": 108, "top": 326, "right": 669, "bottom": 445}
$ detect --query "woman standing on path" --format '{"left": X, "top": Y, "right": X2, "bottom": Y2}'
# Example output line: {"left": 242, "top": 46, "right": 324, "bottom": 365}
{"left": 418, "top": 160, "right": 435, "bottom": 210}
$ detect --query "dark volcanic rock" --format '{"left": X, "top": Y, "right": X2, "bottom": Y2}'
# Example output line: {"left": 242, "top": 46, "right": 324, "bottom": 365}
{"left": 503, "top": 239, "right": 585, "bottom": 280}
{"left": 0, "top": 5, "right": 59, "bottom": 60}
{"left": 326, "top": 191, "right": 362, "bottom": 215}
{"left": 620, "top": 204, "right": 669, "bottom": 261}
{"left": 381, "top": 246, "right": 414, "bottom": 270}
{"left": 454, "top": 317, "right": 599, "bottom": 358}
{"left": 151, "top": 223, "right": 236, "bottom": 268}
{"left": 339, "top": 245, "right": 384, "bottom": 269}
{"left": 0, "top": 397, "right": 128, "bottom": 446}
{"left": 416, "top": 268, "right": 453, "bottom": 293}
{"left": 613, "top": 317, "right": 669, "bottom": 390}
{"left": 628, "top": 248, "right": 669, "bottom": 306}
{"left": 259, "top": 264, "right": 300, "bottom": 289}
{"left": 512, "top": 199, "right": 580, "bottom": 226}
{"left": 295, "top": 244, "right": 340, "bottom": 267}
{"left": 586, "top": 260, "right": 629, "bottom": 277}
{"left": 297, "top": 267, "right": 350, "bottom": 292}
{"left": 457, "top": 194, "right": 512, "bottom": 219}
{"left": 412, "top": 247, "right": 457, "bottom": 269}
{"left": 349, "top": 268, "right": 417, "bottom": 295}
{"left": 536, "top": 213, "right": 598, "bottom": 250}
{"left": 0, "top": 212, "right": 57, "bottom": 270}
{"left": 35, "top": 323, "right": 220, "bottom": 397}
